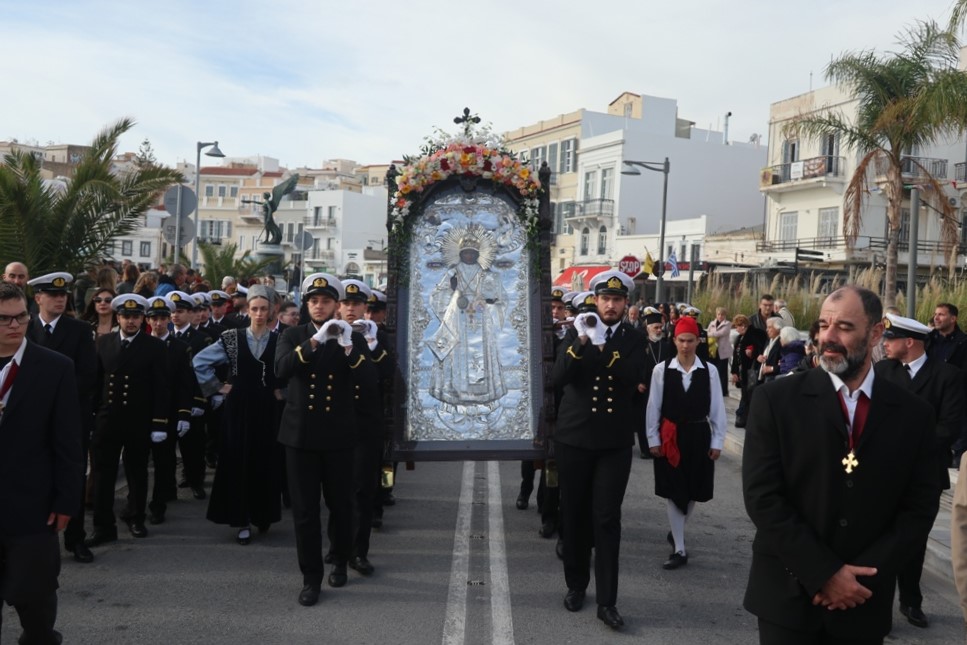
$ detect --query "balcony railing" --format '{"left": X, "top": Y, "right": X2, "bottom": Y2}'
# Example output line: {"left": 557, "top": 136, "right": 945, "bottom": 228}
{"left": 564, "top": 198, "right": 615, "bottom": 220}
{"left": 758, "top": 235, "right": 964, "bottom": 255}
{"left": 304, "top": 216, "right": 336, "bottom": 229}
{"left": 874, "top": 155, "right": 948, "bottom": 179}
{"left": 760, "top": 156, "right": 845, "bottom": 188}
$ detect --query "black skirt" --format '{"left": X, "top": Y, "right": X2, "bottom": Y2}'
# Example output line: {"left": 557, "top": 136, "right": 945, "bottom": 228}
{"left": 653, "top": 420, "right": 714, "bottom": 513}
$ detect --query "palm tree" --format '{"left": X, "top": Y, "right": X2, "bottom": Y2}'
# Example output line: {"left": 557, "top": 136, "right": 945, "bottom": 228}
{"left": 197, "top": 241, "right": 275, "bottom": 287}
{"left": 791, "top": 20, "right": 967, "bottom": 307}
{"left": 0, "top": 118, "right": 182, "bottom": 276}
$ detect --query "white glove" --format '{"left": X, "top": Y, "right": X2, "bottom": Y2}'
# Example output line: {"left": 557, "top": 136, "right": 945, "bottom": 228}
{"left": 315, "top": 320, "right": 343, "bottom": 343}
{"left": 211, "top": 394, "right": 225, "bottom": 410}
{"left": 335, "top": 320, "right": 354, "bottom": 348}
{"left": 360, "top": 320, "right": 378, "bottom": 341}
{"left": 191, "top": 407, "right": 205, "bottom": 417}
{"left": 151, "top": 431, "right": 167, "bottom": 443}
{"left": 586, "top": 322, "right": 605, "bottom": 347}
{"left": 573, "top": 313, "right": 590, "bottom": 337}
{"left": 177, "top": 420, "right": 190, "bottom": 437}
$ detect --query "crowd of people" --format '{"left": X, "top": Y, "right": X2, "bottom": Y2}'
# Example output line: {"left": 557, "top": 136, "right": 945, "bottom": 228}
{"left": 4, "top": 254, "right": 967, "bottom": 642}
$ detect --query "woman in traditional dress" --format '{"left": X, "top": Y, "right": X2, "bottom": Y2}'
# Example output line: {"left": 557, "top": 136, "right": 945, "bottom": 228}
{"left": 193, "top": 285, "right": 282, "bottom": 544}
{"left": 645, "top": 315, "right": 727, "bottom": 570}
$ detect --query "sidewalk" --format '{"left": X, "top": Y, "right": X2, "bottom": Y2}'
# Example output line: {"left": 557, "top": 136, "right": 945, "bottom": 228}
{"left": 720, "top": 387, "right": 956, "bottom": 584}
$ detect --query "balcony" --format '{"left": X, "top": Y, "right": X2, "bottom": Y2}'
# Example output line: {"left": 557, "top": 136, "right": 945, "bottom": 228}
{"left": 758, "top": 235, "right": 964, "bottom": 258}
{"left": 874, "top": 155, "right": 948, "bottom": 180}
{"left": 307, "top": 250, "right": 335, "bottom": 264}
{"left": 564, "top": 199, "right": 615, "bottom": 227}
{"left": 304, "top": 216, "right": 337, "bottom": 229}
{"left": 201, "top": 196, "right": 240, "bottom": 209}
{"left": 759, "top": 156, "right": 845, "bottom": 193}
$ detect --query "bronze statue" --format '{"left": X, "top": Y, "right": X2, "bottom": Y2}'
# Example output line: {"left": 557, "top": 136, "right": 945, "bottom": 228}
{"left": 244, "top": 174, "right": 299, "bottom": 246}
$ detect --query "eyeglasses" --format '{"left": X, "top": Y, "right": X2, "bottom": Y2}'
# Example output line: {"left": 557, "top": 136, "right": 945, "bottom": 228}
{"left": 0, "top": 312, "right": 30, "bottom": 327}
{"left": 92, "top": 297, "right": 113, "bottom": 304}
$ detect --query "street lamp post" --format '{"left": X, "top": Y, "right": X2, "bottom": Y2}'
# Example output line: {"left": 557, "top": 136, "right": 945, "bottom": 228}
{"left": 192, "top": 140, "right": 226, "bottom": 267}
{"left": 621, "top": 157, "right": 670, "bottom": 304}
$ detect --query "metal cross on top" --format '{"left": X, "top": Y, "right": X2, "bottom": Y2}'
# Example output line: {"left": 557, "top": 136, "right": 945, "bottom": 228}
{"left": 453, "top": 107, "right": 481, "bottom": 137}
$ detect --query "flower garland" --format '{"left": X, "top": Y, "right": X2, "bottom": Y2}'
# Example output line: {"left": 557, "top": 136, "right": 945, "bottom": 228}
{"left": 389, "top": 138, "right": 542, "bottom": 236}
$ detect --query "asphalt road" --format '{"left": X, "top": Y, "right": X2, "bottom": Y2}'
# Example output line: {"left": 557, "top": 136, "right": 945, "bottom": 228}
{"left": 3, "top": 451, "right": 964, "bottom": 644}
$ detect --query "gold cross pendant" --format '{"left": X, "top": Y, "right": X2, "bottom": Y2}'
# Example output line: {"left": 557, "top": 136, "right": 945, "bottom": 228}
{"left": 842, "top": 450, "right": 859, "bottom": 474}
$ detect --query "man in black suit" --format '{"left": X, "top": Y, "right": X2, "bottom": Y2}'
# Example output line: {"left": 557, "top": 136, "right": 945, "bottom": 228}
{"left": 552, "top": 270, "right": 646, "bottom": 630}
{"left": 275, "top": 273, "right": 379, "bottom": 607}
{"left": 927, "top": 302, "right": 967, "bottom": 464}
{"left": 168, "top": 291, "right": 212, "bottom": 500}
{"left": 731, "top": 314, "right": 767, "bottom": 427}
{"left": 0, "top": 282, "right": 84, "bottom": 644}
{"left": 743, "top": 286, "right": 941, "bottom": 644}
{"left": 208, "top": 290, "right": 237, "bottom": 329}
{"left": 26, "top": 272, "right": 97, "bottom": 564}
{"left": 874, "top": 312, "right": 965, "bottom": 629}
{"left": 86, "top": 295, "right": 170, "bottom": 546}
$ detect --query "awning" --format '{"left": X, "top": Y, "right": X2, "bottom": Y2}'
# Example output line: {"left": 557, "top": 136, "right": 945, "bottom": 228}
{"left": 553, "top": 265, "right": 611, "bottom": 290}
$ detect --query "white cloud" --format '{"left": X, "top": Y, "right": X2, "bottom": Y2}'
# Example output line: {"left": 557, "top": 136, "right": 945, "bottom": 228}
{"left": 0, "top": 0, "right": 960, "bottom": 169}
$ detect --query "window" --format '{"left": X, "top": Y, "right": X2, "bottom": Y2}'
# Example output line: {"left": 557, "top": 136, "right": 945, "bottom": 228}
{"left": 313, "top": 207, "right": 323, "bottom": 226}
{"left": 600, "top": 167, "right": 614, "bottom": 200}
{"left": 530, "top": 146, "right": 545, "bottom": 170}
{"left": 623, "top": 103, "right": 633, "bottom": 117}
{"left": 230, "top": 186, "right": 239, "bottom": 197}
{"left": 779, "top": 211, "right": 798, "bottom": 241}
{"left": 205, "top": 185, "right": 214, "bottom": 197}
{"left": 583, "top": 171, "right": 597, "bottom": 200}
{"left": 691, "top": 244, "right": 701, "bottom": 261}
{"left": 286, "top": 222, "right": 295, "bottom": 243}
{"left": 327, "top": 205, "right": 337, "bottom": 221}
{"left": 597, "top": 226, "right": 607, "bottom": 255}
{"left": 896, "top": 208, "right": 911, "bottom": 244}
{"left": 326, "top": 237, "right": 334, "bottom": 250}
{"left": 547, "top": 142, "right": 559, "bottom": 174}
{"left": 558, "top": 201, "right": 575, "bottom": 234}
{"left": 140, "top": 241, "right": 151, "bottom": 257}
{"left": 560, "top": 139, "right": 576, "bottom": 173}
{"left": 218, "top": 185, "right": 226, "bottom": 197}
{"left": 818, "top": 207, "right": 838, "bottom": 246}
{"left": 580, "top": 227, "right": 590, "bottom": 255}
{"left": 121, "top": 240, "right": 133, "bottom": 255}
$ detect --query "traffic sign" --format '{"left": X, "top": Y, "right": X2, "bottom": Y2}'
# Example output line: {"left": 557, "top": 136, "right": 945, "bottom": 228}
{"left": 294, "top": 231, "right": 314, "bottom": 251}
{"left": 618, "top": 255, "right": 641, "bottom": 278}
{"left": 162, "top": 216, "right": 195, "bottom": 246}
{"left": 163, "top": 185, "right": 197, "bottom": 218}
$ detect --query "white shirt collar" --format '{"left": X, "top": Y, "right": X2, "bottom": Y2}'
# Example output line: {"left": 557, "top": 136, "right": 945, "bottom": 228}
{"left": 827, "top": 363, "right": 875, "bottom": 400}
{"left": 669, "top": 355, "right": 706, "bottom": 374}
{"left": 120, "top": 330, "right": 140, "bottom": 342}
{"left": 38, "top": 313, "right": 62, "bottom": 330}
{"left": 904, "top": 352, "right": 928, "bottom": 378}
{"left": 174, "top": 323, "right": 192, "bottom": 334}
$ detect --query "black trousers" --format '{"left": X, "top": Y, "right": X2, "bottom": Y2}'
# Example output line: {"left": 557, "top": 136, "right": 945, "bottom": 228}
{"left": 286, "top": 446, "right": 354, "bottom": 587}
{"left": 897, "top": 494, "right": 942, "bottom": 608}
{"left": 555, "top": 442, "right": 632, "bottom": 608}
{"left": 757, "top": 618, "right": 882, "bottom": 645}
{"left": 148, "top": 431, "right": 178, "bottom": 516}
{"left": 62, "top": 430, "right": 90, "bottom": 550}
{"left": 710, "top": 357, "right": 730, "bottom": 397}
{"left": 352, "top": 436, "right": 382, "bottom": 558}
{"left": 0, "top": 532, "right": 60, "bottom": 644}
{"left": 541, "top": 466, "right": 560, "bottom": 527}
{"left": 178, "top": 417, "right": 206, "bottom": 488}
{"left": 519, "top": 461, "right": 546, "bottom": 509}
{"left": 91, "top": 432, "right": 149, "bottom": 527}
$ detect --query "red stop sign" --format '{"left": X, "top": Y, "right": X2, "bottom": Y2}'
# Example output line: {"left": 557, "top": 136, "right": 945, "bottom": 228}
{"left": 618, "top": 255, "right": 641, "bottom": 277}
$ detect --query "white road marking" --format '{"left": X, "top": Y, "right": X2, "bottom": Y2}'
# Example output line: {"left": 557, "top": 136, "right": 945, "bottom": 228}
{"left": 488, "top": 461, "right": 515, "bottom": 645}
{"left": 442, "top": 461, "right": 475, "bottom": 645}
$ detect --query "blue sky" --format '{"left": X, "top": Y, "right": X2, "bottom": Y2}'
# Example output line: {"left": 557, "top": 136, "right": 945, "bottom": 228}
{"left": 0, "top": 0, "right": 962, "bottom": 169}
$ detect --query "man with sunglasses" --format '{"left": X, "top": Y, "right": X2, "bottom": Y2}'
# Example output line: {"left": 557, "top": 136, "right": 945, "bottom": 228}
{"left": 26, "top": 272, "right": 97, "bottom": 565}
{"left": 0, "top": 282, "right": 83, "bottom": 645}
{"left": 86, "top": 295, "right": 170, "bottom": 546}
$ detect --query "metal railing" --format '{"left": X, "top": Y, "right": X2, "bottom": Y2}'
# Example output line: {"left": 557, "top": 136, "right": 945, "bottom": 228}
{"left": 761, "top": 156, "right": 845, "bottom": 186}
{"left": 577, "top": 198, "right": 614, "bottom": 218}
{"left": 874, "top": 155, "right": 948, "bottom": 179}
{"left": 758, "top": 235, "right": 963, "bottom": 255}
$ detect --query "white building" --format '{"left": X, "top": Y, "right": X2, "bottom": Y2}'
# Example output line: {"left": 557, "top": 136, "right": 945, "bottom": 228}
{"left": 302, "top": 187, "right": 388, "bottom": 286}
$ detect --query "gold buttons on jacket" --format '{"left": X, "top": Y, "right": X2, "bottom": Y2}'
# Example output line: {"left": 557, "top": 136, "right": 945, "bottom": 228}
{"left": 591, "top": 408, "right": 597, "bottom": 413}
{"left": 308, "top": 405, "right": 314, "bottom": 411}
{"left": 592, "top": 397, "right": 598, "bottom": 402}
{"left": 607, "top": 408, "right": 613, "bottom": 413}
{"left": 310, "top": 374, "right": 316, "bottom": 380}
{"left": 325, "top": 406, "right": 331, "bottom": 412}
{"left": 328, "top": 374, "right": 334, "bottom": 381}
{"left": 310, "top": 384, "right": 315, "bottom": 390}
{"left": 309, "top": 395, "right": 315, "bottom": 400}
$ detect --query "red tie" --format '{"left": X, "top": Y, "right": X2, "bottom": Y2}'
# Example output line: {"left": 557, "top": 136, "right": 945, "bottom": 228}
{"left": 0, "top": 361, "right": 19, "bottom": 401}
{"left": 838, "top": 390, "right": 870, "bottom": 445}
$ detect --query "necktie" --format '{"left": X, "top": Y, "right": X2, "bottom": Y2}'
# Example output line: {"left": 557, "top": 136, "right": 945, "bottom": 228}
{"left": 605, "top": 326, "right": 613, "bottom": 342}
{"left": 44, "top": 323, "right": 52, "bottom": 337}
{"left": 838, "top": 391, "right": 870, "bottom": 442}
{"left": 121, "top": 339, "right": 130, "bottom": 350}
{"left": 176, "top": 331, "right": 183, "bottom": 339}
{"left": 904, "top": 364, "right": 912, "bottom": 380}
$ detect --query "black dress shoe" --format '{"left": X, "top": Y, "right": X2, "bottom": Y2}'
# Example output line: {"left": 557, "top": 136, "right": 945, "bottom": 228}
{"left": 18, "top": 630, "right": 62, "bottom": 644}
{"left": 148, "top": 512, "right": 165, "bottom": 525}
{"left": 663, "top": 551, "right": 688, "bottom": 570}
{"left": 71, "top": 543, "right": 94, "bottom": 563}
{"left": 900, "top": 603, "right": 928, "bottom": 628}
{"left": 349, "top": 556, "right": 374, "bottom": 575}
{"left": 328, "top": 566, "right": 348, "bottom": 588}
{"left": 191, "top": 486, "right": 207, "bottom": 500}
{"left": 563, "top": 589, "right": 585, "bottom": 612}
{"left": 555, "top": 537, "right": 564, "bottom": 560}
{"left": 128, "top": 522, "right": 148, "bottom": 538}
{"left": 597, "top": 605, "right": 624, "bottom": 629}
{"left": 236, "top": 528, "right": 251, "bottom": 545}
{"left": 516, "top": 494, "right": 529, "bottom": 510}
{"left": 84, "top": 528, "right": 118, "bottom": 547}
{"left": 298, "top": 584, "right": 320, "bottom": 607}
{"left": 539, "top": 521, "right": 556, "bottom": 538}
